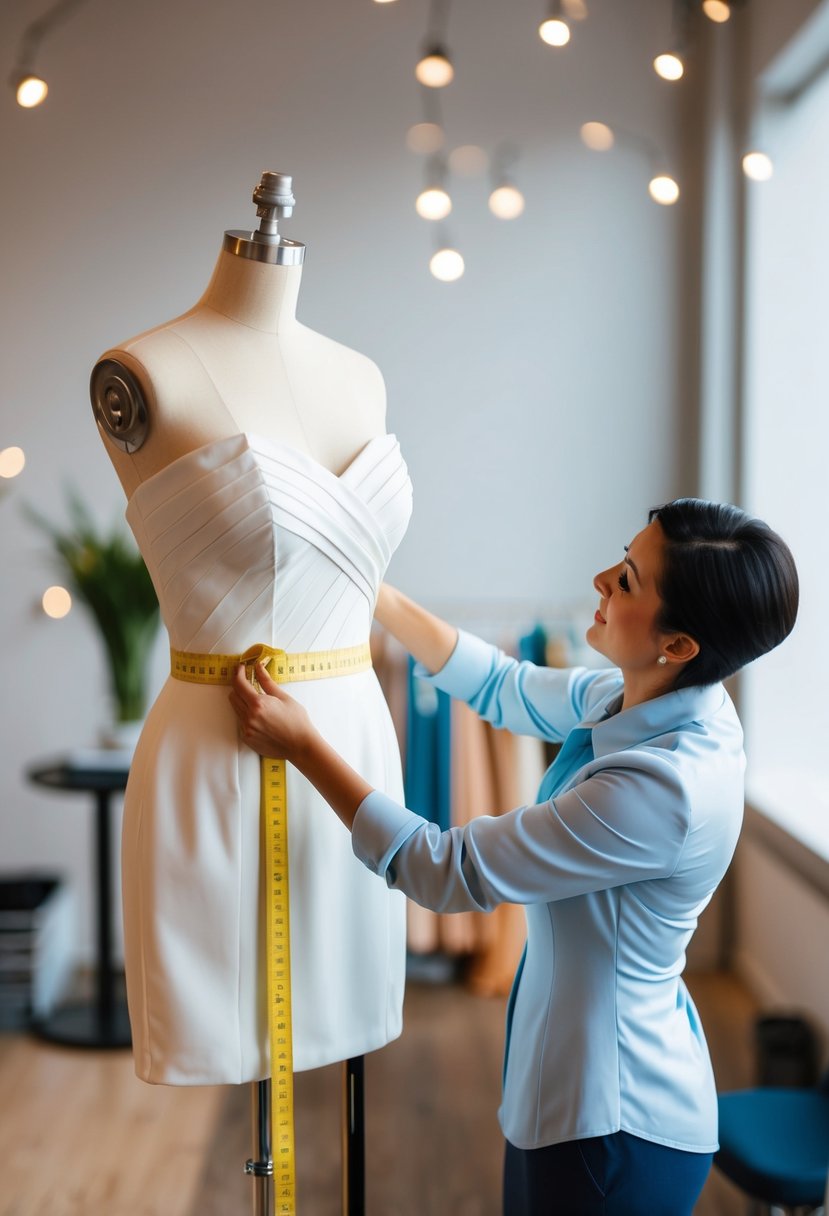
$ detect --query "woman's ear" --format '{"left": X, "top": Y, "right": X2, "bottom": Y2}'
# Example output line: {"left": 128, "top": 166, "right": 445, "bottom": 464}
{"left": 664, "top": 634, "right": 700, "bottom": 664}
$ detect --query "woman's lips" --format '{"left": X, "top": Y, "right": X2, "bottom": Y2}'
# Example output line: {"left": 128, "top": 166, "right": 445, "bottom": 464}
{"left": 594, "top": 610, "right": 606, "bottom": 624}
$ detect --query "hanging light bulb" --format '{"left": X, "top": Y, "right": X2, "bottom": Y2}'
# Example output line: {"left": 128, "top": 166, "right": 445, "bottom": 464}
{"left": 416, "top": 44, "right": 454, "bottom": 88}
{"left": 0, "top": 446, "right": 26, "bottom": 478}
{"left": 654, "top": 52, "right": 684, "bottom": 81}
{"left": 407, "top": 122, "right": 445, "bottom": 155}
{"left": 539, "top": 0, "right": 571, "bottom": 45}
{"left": 580, "top": 121, "right": 615, "bottom": 151}
{"left": 742, "top": 151, "right": 774, "bottom": 181}
{"left": 648, "top": 175, "right": 680, "bottom": 205}
{"left": 15, "top": 74, "right": 48, "bottom": 107}
{"left": 702, "top": 0, "right": 730, "bottom": 22}
{"left": 416, "top": 186, "right": 452, "bottom": 220}
{"left": 42, "top": 586, "right": 72, "bottom": 619}
{"left": 539, "top": 17, "right": 570, "bottom": 45}
{"left": 430, "top": 246, "right": 465, "bottom": 282}
{"left": 489, "top": 185, "right": 526, "bottom": 220}
{"left": 539, "top": 16, "right": 570, "bottom": 45}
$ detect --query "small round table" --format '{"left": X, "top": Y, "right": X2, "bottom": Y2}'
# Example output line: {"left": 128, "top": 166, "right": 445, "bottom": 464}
{"left": 26, "top": 757, "right": 132, "bottom": 1048}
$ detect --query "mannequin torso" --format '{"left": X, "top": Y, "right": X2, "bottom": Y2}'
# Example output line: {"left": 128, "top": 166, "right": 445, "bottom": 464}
{"left": 93, "top": 250, "right": 387, "bottom": 502}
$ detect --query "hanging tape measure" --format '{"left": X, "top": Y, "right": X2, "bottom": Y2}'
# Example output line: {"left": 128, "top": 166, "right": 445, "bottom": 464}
{"left": 170, "top": 640, "right": 373, "bottom": 1216}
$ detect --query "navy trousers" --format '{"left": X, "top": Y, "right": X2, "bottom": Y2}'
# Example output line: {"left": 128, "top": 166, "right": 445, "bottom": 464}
{"left": 503, "top": 1131, "right": 713, "bottom": 1215}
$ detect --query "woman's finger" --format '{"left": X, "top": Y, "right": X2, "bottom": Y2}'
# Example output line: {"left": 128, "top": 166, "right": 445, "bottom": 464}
{"left": 255, "top": 663, "right": 287, "bottom": 697}
{"left": 232, "top": 663, "right": 259, "bottom": 699}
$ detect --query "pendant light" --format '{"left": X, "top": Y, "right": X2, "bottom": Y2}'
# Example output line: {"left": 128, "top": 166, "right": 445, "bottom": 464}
{"left": 10, "top": 0, "right": 90, "bottom": 108}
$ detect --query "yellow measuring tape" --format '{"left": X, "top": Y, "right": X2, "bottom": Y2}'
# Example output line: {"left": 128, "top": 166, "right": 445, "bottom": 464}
{"left": 170, "top": 640, "right": 373, "bottom": 1215}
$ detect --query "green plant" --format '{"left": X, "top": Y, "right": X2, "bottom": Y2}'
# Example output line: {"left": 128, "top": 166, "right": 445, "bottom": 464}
{"left": 25, "top": 490, "right": 160, "bottom": 722}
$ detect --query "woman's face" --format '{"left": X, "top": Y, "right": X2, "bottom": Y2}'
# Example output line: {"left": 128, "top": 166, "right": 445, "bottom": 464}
{"left": 586, "top": 519, "right": 671, "bottom": 675}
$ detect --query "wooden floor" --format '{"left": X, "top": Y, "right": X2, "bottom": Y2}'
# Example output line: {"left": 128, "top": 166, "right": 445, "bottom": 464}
{"left": 0, "top": 970, "right": 757, "bottom": 1216}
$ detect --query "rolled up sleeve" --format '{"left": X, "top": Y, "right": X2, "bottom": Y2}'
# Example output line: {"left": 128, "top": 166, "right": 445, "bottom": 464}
{"left": 352, "top": 754, "right": 692, "bottom": 913}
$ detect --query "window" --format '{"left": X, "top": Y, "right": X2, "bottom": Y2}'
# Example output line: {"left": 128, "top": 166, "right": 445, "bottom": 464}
{"left": 742, "top": 59, "right": 829, "bottom": 859}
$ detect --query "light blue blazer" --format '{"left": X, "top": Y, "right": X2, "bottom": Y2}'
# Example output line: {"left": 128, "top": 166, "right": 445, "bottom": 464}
{"left": 352, "top": 630, "right": 745, "bottom": 1152}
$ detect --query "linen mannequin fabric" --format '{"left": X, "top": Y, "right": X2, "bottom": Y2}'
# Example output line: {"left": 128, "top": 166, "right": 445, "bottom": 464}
{"left": 122, "top": 430, "right": 412, "bottom": 1084}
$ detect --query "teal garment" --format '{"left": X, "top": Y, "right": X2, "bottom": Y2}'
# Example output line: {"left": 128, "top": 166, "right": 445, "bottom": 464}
{"left": 404, "top": 655, "right": 452, "bottom": 831}
{"left": 518, "top": 623, "right": 547, "bottom": 667}
{"left": 352, "top": 629, "right": 746, "bottom": 1153}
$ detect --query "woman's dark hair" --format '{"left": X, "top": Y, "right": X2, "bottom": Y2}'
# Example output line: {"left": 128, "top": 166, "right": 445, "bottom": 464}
{"left": 648, "top": 498, "right": 799, "bottom": 689}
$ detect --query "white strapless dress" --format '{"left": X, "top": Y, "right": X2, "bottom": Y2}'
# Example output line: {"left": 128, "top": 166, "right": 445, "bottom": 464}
{"left": 122, "top": 431, "right": 412, "bottom": 1085}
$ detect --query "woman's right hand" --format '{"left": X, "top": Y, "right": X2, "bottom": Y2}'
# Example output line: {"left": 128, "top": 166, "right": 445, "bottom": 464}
{"left": 374, "top": 583, "right": 459, "bottom": 675}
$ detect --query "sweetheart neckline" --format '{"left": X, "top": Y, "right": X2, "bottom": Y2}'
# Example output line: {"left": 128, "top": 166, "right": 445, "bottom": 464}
{"left": 124, "top": 430, "right": 399, "bottom": 514}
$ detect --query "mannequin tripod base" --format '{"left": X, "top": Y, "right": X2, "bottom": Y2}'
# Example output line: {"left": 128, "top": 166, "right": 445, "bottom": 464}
{"left": 245, "top": 1057, "right": 365, "bottom": 1216}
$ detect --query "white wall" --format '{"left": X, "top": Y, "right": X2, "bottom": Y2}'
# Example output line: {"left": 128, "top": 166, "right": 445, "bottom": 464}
{"left": 0, "top": 0, "right": 690, "bottom": 962}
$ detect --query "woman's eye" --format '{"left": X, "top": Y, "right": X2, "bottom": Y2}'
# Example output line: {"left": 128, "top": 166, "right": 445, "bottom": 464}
{"left": 618, "top": 569, "right": 630, "bottom": 592}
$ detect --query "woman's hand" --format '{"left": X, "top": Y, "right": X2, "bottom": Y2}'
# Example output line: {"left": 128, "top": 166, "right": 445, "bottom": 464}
{"left": 229, "top": 661, "right": 374, "bottom": 832}
{"left": 229, "top": 663, "right": 316, "bottom": 763}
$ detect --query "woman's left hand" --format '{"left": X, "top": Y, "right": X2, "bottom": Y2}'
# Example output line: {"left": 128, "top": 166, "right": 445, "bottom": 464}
{"left": 229, "top": 663, "right": 316, "bottom": 762}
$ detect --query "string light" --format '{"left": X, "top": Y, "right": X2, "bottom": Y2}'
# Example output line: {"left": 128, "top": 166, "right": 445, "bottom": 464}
{"left": 0, "top": 446, "right": 26, "bottom": 478}
{"left": 654, "top": 52, "right": 684, "bottom": 81}
{"left": 648, "top": 174, "right": 680, "bottom": 205}
{"left": 742, "top": 151, "right": 773, "bottom": 181}
{"left": 430, "top": 246, "right": 465, "bottom": 282}
{"left": 702, "top": 0, "right": 730, "bottom": 22}
{"left": 580, "top": 121, "right": 614, "bottom": 151}
{"left": 42, "top": 586, "right": 72, "bottom": 619}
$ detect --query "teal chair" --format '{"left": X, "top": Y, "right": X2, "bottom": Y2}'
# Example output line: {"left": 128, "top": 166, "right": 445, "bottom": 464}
{"left": 715, "top": 1076, "right": 829, "bottom": 1214}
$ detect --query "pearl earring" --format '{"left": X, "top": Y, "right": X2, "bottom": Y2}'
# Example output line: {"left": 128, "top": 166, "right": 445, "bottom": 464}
{"left": 657, "top": 656, "right": 667, "bottom": 666}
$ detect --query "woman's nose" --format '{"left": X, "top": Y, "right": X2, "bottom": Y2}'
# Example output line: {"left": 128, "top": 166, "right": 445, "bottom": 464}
{"left": 593, "top": 564, "right": 618, "bottom": 596}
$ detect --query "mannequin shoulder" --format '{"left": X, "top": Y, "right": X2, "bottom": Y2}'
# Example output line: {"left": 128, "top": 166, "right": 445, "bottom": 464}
{"left": 292, "top": 324, "right": 387, "bottom": 410}
{"left": 90, "top": 322, "right": 231, "bottom": 494}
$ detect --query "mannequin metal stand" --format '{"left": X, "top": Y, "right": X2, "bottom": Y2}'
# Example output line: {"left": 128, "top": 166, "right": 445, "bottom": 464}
{"left": 246, "top": 1080, "right": 273, "bottom": 1216}
{"left": 342, "top": 1056, "right": 366, "bottom": 1214}
{"left": 245, "top": 1058, "right": 365, "bottom": 1215}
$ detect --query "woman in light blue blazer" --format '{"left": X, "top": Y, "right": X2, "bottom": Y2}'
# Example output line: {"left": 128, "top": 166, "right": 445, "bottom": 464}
{"left": 230, "top": 498, "right": 798, "bottom": 1216}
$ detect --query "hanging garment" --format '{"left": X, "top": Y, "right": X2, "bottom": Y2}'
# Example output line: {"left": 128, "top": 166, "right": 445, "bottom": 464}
{"left": 122, "top": 431, "right": 412, "bottom": 1085}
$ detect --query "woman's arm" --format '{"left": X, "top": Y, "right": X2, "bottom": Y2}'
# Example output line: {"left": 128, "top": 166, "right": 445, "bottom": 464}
{"left": 376, "top": 584, "right": 609, "bottom": 743}
{"left": 228, "top": 664, "right": 694, "bottom": 913}
{"left": 229, "top": 663, "right": 371, "bottom": 830}
{"left": 374, "top": 583, "right": 458, "bottom": 674}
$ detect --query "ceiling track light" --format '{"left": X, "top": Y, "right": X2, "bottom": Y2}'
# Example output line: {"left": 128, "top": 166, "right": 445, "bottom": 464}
{"left": 10, "top": 0, "right": 90, "bottom": 108}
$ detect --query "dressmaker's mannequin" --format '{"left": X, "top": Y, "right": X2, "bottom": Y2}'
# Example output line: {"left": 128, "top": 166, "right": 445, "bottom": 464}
{"left": 91, "top": 171, "right": 386, "bottom": 490}
{"left": 90, "top": 174, "right": 412, "bottom": 1216}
